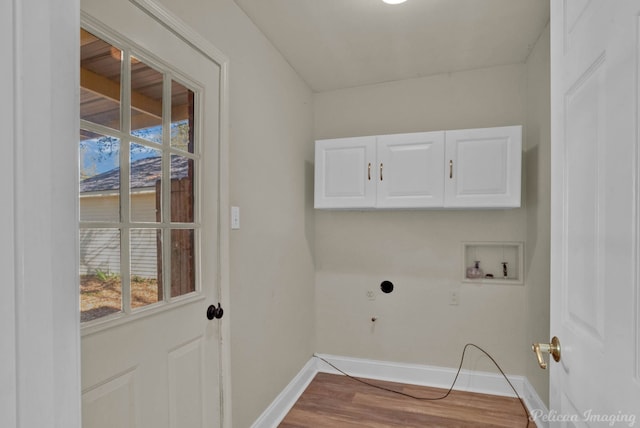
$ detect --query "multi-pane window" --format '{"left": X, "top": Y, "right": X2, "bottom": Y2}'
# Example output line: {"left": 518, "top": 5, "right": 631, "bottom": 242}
{"left": 80, "top": 28, "right": 199, "bottom": 323}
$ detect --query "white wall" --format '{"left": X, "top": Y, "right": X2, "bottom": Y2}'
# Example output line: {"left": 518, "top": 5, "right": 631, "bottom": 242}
{"left": 1, "top": 3, "right": 17, "bottom": 425}
{"left": 524, "top": 24, "right": 551, "bottom": 404}
{"left": 313, "top": 60, "right": 549, "bottom": 391}
{"left": 148, "top": 1, "right": 316, "bottom": 426}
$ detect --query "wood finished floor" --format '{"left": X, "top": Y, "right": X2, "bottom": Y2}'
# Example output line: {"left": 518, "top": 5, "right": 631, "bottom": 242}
{"left": 279, "top": 373, "right": 534, "bottom": 428}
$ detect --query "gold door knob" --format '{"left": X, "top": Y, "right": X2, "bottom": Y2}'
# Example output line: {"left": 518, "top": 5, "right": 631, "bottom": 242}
{"left": 531, "top": 336, "right": 561, "bottom": 369}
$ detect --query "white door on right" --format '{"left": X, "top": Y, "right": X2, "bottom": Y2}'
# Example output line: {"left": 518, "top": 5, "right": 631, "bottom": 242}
{"left": 549, "top": 0, "right": 640, "bottom": 426}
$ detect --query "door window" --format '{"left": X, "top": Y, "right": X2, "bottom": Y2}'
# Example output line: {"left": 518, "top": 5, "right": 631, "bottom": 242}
{"left": 80, "top": 28, "right": 199, "bottom": 324}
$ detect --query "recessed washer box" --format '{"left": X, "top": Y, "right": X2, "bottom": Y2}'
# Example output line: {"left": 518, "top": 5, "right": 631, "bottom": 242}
{"left": 462, "top": 241, "right": 524, "bottom": 285}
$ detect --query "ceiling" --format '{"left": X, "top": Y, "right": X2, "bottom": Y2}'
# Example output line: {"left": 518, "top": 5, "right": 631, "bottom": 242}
{"left": 233, "top": 0, "right": 550, "bottom": 92}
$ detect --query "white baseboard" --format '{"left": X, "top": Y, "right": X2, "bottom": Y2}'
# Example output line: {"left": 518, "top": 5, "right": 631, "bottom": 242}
{"left": 251, "top": 354, "right": 549, "bottom": 428}
{"left": 250, "top": 358, "right": 318, "bottom": 428}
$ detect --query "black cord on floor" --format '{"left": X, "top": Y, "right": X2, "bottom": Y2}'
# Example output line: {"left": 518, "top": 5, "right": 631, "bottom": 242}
{"left": 313, "top": 344, "right": 531, "bottom": 427}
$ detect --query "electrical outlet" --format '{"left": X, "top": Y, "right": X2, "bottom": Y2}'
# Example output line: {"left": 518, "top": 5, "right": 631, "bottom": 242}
{"left": 449, "top": 290, "right": 459, "bottom": 306}
{"left": 366, "top": 290, "right": 376, "bottom": 301}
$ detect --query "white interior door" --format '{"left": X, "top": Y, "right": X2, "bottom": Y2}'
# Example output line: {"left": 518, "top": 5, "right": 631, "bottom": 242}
{"left": 79, "top": 1, "right": 222, "bottom": 427}
{"left": 550, "top": 0, "right": 640, "bottom": 425}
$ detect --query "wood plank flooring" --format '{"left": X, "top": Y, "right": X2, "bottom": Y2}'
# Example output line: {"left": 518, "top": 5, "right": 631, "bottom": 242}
{"left": 279, "top": 373, "right": 534, "bottom": 428}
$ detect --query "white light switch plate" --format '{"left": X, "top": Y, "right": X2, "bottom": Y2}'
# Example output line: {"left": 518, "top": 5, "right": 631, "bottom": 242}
{"left": 231, "top": 206, "right": 240, "bottom": 229}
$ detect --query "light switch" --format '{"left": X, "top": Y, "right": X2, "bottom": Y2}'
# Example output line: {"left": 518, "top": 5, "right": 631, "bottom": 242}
{"left": 231, "top": 206, "right": 240, "bottom": 229}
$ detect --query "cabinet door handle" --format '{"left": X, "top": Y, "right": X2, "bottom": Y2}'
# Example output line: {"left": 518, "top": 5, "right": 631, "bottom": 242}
{"left": 368, "top": 163, "right": 371, "bottom": 181}
{"left": 380, "top": 163, "right": 384, "bottom": 181}
{"left": 449, "top": 160, "right": 453, "bottom": 179}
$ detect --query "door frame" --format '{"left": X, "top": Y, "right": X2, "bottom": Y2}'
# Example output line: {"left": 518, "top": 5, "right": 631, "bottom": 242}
{"left": 3, "top": 0, "right": 82, "bottom": 427}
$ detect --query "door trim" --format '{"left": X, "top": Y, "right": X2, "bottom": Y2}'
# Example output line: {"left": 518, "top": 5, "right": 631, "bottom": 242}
{"left": 4, "top": 0, "right": 82, "bottom": 426}
{"left": 127, "top": 1, "right": 232, "bottom": 426}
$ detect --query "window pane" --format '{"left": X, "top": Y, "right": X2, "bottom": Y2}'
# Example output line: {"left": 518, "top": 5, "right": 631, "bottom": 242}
{"left": 131, "top": 57, "right": 163, "bottom": 140}
{"left": 170, "top": 155, "right": 194, "bottom": 223}
{"left": 171, "top": 80, "right": 194, "bottom": 153}
{"left": 131, "top": 229, "right": 161, "bottom": 308}
{"left": 80, "top": 131, "right": 120, "bottom": 222}
{"left": 80, "top": 29, "right": 122, "bottom": 130}
{"left": 170, "top": 229, "right": 195, "bottom": 297}
{"left": 130, "top": 145, "right": 162, "bottom": 222}
{"left": 80, "top": 228, "right": 122, "bottom": 322}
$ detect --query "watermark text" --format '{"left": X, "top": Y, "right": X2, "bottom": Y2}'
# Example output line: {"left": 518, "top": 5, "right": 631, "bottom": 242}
{"left": 530, "top": 409, "right": 637, "bottom": 427}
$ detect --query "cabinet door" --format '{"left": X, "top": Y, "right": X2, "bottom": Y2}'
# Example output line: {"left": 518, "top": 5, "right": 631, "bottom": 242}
{"left": 444, "top": 126, "right": 521, "bottom": 208}
{"left": 314, "top": 136, "right": 376, "bottom": 208}
{"left": 376, "top": 132, "right": 445, "bottom": 208}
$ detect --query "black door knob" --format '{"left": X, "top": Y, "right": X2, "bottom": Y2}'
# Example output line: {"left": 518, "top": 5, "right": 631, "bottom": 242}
{"left": 206, "top": 303, "right": 224, "bottom": 320}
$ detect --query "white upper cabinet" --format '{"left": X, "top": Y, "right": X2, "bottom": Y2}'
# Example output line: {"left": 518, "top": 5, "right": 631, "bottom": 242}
{"left": 314, "top": 125, "right": 521, "bottom": 209}
{"left": 444, "top": 126, "right": 522, "bottom": 208}
{"left": 376, "top": 132, "right": 445, "bottom": 208}
{"left": 314, "top": 136, "right": 377, "bottom": 208}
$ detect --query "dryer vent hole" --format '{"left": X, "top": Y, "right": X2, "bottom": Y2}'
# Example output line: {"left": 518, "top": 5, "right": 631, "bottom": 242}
{"left": 380, "top": 280, "right": 394, "bottom": 294}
